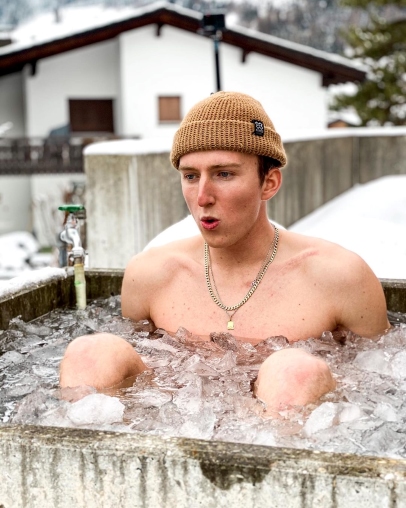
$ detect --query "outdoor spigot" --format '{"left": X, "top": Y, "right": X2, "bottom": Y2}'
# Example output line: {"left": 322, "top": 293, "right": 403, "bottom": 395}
{"left": 59, "top": 204, "right": 86, "bottom": 266}
{"left": 59, "top": 204, "right": 87, "bottom": 309}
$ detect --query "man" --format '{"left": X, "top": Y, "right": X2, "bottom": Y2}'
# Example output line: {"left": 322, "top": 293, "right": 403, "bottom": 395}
{"left": 60, "top": 91, "right": 389, "bottom": 412}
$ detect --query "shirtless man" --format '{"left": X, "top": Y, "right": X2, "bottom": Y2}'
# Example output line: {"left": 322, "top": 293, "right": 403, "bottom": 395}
{"left": 60, "top": 91, "right": 389, "bottom": 412}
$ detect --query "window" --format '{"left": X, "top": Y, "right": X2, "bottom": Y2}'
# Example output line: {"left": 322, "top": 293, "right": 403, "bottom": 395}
{"left": 158, "top": 96, "right": 181, "bottom": 123}
{"left": 69, "top": 99, "right": 114, "bottom": 133}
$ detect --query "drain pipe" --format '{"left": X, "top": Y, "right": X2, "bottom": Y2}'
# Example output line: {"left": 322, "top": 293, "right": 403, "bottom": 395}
{"left": 59, "top": 204, "right": 87, "bottom": 310}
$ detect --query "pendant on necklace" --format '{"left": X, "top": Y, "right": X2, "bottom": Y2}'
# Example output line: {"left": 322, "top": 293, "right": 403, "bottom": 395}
{"left": 227, "top": 320, "right": 234, "bottom": 330}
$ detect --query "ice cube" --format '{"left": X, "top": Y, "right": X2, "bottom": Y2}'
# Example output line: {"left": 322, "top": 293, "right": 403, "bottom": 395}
{"left": 338, "top": 403, "right": 364, "bottom": 423}
{"left": 67, "top": 393, "right": 125, "bottom": 425}
{"left": 255, "top": 336, "right": 290, "bottom": 357}
{"left": 354, "top": 350, "right": 392, "bottom": 376}
{"left": 0, "top": 351, "right": 25, "bottom": 369}
{"left": 373, "top": 402, "right": 399, "bottom": 422}
{"left": 303, "top": 402, "right": 340, "bottom": 436}
{"left": 363, "top": 424, "right": 405, "bottom": 455}
{"left": 134, "top": 388, "right": 172, "bottom": 408}
{"left": 179, "top": 405, "right": 216, "bottom": 440}
{"left": 173, "top": 381, "right": 203, "bottom": 414}
{"left": 183, "top": 354, "right": 218, "bottom": 377}
{"left": 390, "top": 350, "right": 406, "bottom": 379}
{"left": 210, "top": 332, "right": 238, "bottom": 352}
{"left": 213, "top": 350, "right": 237, "bottom": 372}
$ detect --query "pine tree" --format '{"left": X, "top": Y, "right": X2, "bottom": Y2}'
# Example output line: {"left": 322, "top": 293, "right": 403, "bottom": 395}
{"left": 331, "top": 0, "right": 406, "bottom": 126}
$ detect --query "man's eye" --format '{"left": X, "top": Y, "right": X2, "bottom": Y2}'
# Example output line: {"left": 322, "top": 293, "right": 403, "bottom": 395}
{"left": 184, "top": 174, "right": 196, "bottom": 180}
{"left": 218, "top": 171, "right": 231, "bottom": 178}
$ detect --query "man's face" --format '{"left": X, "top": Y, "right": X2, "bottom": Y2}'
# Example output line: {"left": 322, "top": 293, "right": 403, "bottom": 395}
{"left": 178, "top": 150, "right": 268, "bottom": 248}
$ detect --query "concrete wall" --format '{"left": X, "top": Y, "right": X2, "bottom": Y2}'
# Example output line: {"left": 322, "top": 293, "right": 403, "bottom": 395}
{"left": 86, "top": 152, "right": 188, "bottom": 267}
{"left": 85, "top": 130, "right": 406, "bottom": 268}
{"left": 1, "top": 424, "right": 406, "bottom": 508}
{"left": 269, "top": 133, "right": 406, "bottom": 227}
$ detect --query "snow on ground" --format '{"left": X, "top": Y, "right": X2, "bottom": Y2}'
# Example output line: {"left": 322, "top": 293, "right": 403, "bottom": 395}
{"left": 289, "top": 175, "right": 406, "bottom": 279}
{"left": 0, "top": 175, "right": 405, "bottom": 290}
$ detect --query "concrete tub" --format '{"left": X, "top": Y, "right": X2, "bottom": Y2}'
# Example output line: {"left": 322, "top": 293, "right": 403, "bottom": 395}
{"left": 0, "top": 270, "right": 406, "bottom": 508}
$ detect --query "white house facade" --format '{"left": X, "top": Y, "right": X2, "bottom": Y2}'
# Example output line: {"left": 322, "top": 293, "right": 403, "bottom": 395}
{"left": 0, "top": 1, "right": 366, "bottom": 140}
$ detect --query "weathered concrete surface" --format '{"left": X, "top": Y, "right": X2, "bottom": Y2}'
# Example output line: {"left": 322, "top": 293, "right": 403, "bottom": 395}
{"left": 86, "top": 153, "right": 188, "bottom": 268}
{"left": 0, "top": 269, "right": 124, "bottom": 331}
{"left": 1, "top": 425, "right": 406, "bottom": 508}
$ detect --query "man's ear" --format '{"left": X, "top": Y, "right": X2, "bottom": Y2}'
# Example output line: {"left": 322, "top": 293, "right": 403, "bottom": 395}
{"left": 261, "top": 168, "right": 282, "bottom": 201}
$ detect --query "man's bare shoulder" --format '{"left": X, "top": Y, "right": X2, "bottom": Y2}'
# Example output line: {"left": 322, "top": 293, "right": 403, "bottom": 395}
{"left": 281, "top": 230, "right": 389, "bottom": 336}
{"left": 129, "top": 235, "right": 202, "bottom": 281}
{"left": 121, "top": 235, "right": 202, "bottom": 321}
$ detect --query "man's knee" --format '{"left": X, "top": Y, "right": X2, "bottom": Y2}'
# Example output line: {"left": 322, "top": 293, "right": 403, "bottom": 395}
{"left": 60, "top": 333, "right": 146, "bottom": 389}
{"left": 256, "top": 348, "right": 336, "bottom": 410}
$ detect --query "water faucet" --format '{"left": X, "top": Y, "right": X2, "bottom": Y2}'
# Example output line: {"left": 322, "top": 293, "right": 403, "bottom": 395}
{"left": 59, "top": 204, "right": 86, "bottom": 266}
{"left": 59, "top": 204, "right": 87, "bottom": 309}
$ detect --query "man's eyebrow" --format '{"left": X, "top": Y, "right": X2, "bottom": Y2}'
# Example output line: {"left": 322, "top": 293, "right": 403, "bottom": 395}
{"left": 179, "top": 162, "right": 242, "bottom": 171}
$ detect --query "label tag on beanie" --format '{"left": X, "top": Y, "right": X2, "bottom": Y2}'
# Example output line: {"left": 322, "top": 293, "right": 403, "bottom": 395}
{"left": 251, "top": 120, "right": 264, "bottom": 137}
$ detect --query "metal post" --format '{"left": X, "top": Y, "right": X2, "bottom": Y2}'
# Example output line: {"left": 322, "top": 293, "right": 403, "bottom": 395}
{"left": 214, "top": 34, "right": 221, "bottom": 92}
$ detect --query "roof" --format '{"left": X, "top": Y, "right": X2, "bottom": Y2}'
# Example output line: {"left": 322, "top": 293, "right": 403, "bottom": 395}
{"left": 0, "top": 1, "right": 366, "bottom": 85}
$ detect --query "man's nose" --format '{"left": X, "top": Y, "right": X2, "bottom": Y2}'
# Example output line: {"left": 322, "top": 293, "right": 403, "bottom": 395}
{"left": 197, "top": 177, "right": 215, "bottom": 207}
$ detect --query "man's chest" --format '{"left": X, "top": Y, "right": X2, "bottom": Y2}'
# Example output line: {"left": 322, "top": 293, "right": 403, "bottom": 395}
{"left": 148, "top": 268, "right": 338, "bottom": 343}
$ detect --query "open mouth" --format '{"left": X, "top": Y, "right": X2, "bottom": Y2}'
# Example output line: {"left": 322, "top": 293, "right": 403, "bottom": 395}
{"left": 201, "top": 217, "right": 220, "bottom": 230}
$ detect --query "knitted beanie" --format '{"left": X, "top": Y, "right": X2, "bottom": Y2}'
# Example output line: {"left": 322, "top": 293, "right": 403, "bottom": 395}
{"left": 170, "top": 91, "right": 287, "bottom": 169}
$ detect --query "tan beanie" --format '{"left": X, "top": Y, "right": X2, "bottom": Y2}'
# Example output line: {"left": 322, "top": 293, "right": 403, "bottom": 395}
{"left": 170, "top": 91, "right": 287, "bottom": 169}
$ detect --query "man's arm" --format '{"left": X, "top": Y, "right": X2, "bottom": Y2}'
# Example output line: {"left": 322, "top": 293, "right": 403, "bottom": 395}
{"left": 121, "top": 251, "right": 154, "bottom": 321}
{"left": 334, "top": 250, "right": 390, "bottom": 337}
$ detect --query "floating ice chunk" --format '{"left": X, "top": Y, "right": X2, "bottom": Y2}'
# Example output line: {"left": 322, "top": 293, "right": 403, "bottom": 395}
{"left": 179, "top": 405, "right": 216, "bottom": 440}
{"left": 134, "top": 388, "right": 172, "bottom": 408}
{"left": 0, "top": 350, "right": 25, "bottom": 369}
{"left": 338, "top": 403, "right": 364, "bottom": 423}
{"left": 255, "top": 336, "right": 290, "bottom": 357}
{"left": 390, "top": 350, "right": 406, "bottom": 379}
{"left": 354, "top": 350, "right": 392, "bottom": 376}
{"left": 363, "top": 424, "right": 405, "bottom": 455}
{"left": 138, "top": 338, "right": 178, "bottom": 354}
{"left": 303, "top": 402, "right": 340, "bottom": 436}
{"left": 67, "top": 394, "right": 125, "bottom": 425}
{"left": 183, "top": 354, "right": 218, "bottom": 377}
{"left": 210, "top": 332, "right": 238, "bottom": 352}
{"left": 173, "top": 381, "right": 203, "bottom": 414}
{"left": 213, "top": 350, "right": 237, "bottom": 372}
{"left": 373, "top": 402, "right": 399, "bottom": 422}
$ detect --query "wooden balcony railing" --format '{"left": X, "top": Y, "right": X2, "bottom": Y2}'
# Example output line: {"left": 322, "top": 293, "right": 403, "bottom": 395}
{"left": 0, "top": 136, "right": 123, "bottom": 175}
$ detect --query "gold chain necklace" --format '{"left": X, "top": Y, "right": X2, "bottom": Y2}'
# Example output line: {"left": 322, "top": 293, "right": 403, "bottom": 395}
{"left": 204, "top": 225, "right": 279, "bottom": 331}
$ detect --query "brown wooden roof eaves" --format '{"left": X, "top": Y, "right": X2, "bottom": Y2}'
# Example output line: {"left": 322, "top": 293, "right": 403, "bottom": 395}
{"left": 0, "top": 5, "right": 365, "bottom": 85}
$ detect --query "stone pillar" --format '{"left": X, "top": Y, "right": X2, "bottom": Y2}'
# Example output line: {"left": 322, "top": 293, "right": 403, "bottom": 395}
{"left": 84, "top": 140, "right": 188, "bottom": 268}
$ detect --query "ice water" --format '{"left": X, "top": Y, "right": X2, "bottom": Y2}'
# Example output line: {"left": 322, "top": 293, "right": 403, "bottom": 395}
{"left": 1, "top": 296, "right": 406, "bottom": 459}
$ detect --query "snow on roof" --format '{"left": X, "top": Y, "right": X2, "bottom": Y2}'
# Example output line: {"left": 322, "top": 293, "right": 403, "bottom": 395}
{"left": 0, "top": 0, "right": 364, "bottom": 77}
{"left": 229, "top": 22, "right": 367, "bottom": 74}
{"left": 0, "top": 2, "right": 191, "bottom": 56}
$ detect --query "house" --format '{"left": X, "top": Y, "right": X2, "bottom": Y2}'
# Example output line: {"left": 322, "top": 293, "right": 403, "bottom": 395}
{"left": 0, "top": 1, "right": 366, "bottom": 140}
{"left": 0, "top": 1, "right": 366, "bottom": 241}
